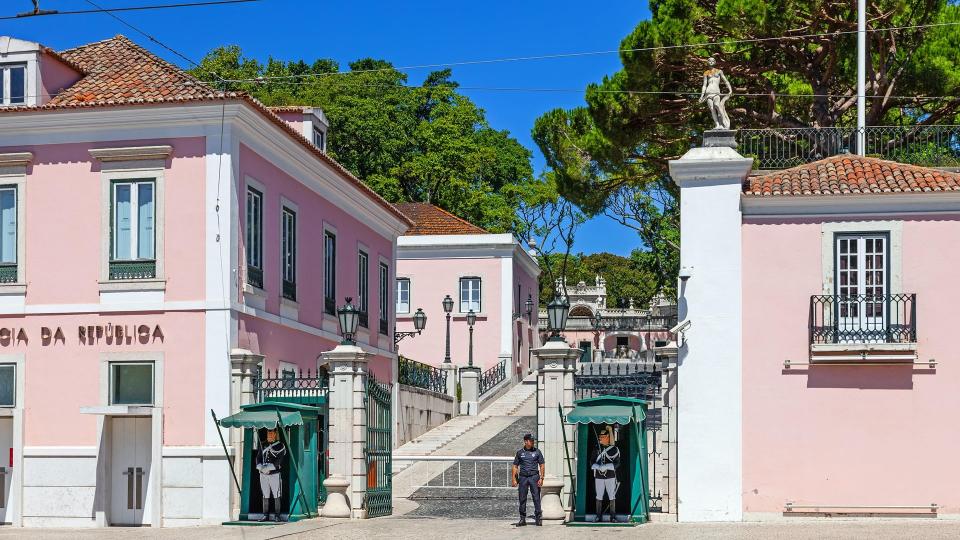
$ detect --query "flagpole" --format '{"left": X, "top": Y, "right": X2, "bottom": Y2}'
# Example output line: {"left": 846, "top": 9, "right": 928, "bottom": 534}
{"left": 857, "top": 0, "right": 866, "bottom": 155}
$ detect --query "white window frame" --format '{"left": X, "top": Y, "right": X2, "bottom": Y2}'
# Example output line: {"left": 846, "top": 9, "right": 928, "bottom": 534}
{"left": 396, "top": 277, "right": 411, "bottom": 314}
{"left": 313, "top": 127, "right": 326, "bottom": 152}
{"left": 459, "top": 276, "right": 482, "bottom": 313}
{"left": 379, "top": 260, "right": 390, "bottom": 334}
{"left": 98, "top": 160, "right": 166, "bottom": 291}
{"left": 0, "top": 64, "right": 27, "bottom": 107}
{"left": 111, "top": 180, "right": 156, "bottom": 262}
{"left": 821, "top": 221, "right": 902, "bottom": 296}
{"left": 323, "top": 228, "right": 337, "bottom": 313}
{"left": 0, "top": 363, "right": 16, "bottom": 408}
{"left": 358, "top": 250, "right": 369, "bottom": 324}
{"left": 0, "top": 156, "right": 26, "bottom": 292}
{"left": 108, "top": 361, "right": 155, "bottom": 406}
{"left": 281, "top": 205, "right": 297, "bottom": 285}
{"left": 246, "top": 185, "right": 263, "bottom": 271}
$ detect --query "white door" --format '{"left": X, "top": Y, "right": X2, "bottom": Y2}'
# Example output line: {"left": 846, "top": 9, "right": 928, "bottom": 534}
{"left": 836, "top": 235, "right": 888, "bottom": 343}
{"left": 110, "top": 417, "right": 152, "bottom": 526}
{"left": 0, "top": 418, "right": 13, "bottom": 524}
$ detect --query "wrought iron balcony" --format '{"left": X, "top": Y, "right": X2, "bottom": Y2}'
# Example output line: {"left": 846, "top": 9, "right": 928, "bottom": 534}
{"left": 398, "top": 356, "right": 447, "bottom": 394}
{"left": 324, "top": 296, "right": 336, "bottom": 316}
{"left": 538, "top": 315, "right": 678, "bottom": 332}
{"left": 252, "top": 368, "right": 328, "bottom": 403}
{"left": 246, "top": 265, "right": 263, "bottom": 289}
{"left": 358, "top": 311, "right": 368, "bottom": 329}
{"left": 379, "top": 317, "right": 388, "bottom": 336}
{"left": 738, "top": 125, "right": 960, "bottom": 170}
{"left": 809, "top": 294, "right": 917, "bottom": 345}
{"left": 479, "top": 359, "right": 507, "bottom": 397}
{"left": 109, "top": 259, "right": 156, "bottom": 280}
{"left": 0, "top": 264, "right": 16, "bottom": 284}
{"left": 282, "top": 279, "right": 296, "bottom": 301}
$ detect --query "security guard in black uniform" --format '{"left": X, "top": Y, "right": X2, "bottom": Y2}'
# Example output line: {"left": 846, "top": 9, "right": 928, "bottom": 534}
{"left": 512, "top": 433, "right": 544, "bottom": 526}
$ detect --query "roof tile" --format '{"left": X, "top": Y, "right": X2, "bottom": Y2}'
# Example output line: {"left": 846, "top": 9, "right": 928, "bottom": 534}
{"left": 745, "top": 155, "right": 960, "bottom": 197}
{"left": 393, "top": 203, "right": 487, "bottom": 236}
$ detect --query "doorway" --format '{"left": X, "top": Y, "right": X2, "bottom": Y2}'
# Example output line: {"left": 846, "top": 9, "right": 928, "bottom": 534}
{"left": 579, "top": 341, "right": 592, "bottom": 363}
{"left": 0, "top": 417, "right": 12, "bottom": 524}
{"left": 110, "top": 417, "right": 152, "bottom": 526}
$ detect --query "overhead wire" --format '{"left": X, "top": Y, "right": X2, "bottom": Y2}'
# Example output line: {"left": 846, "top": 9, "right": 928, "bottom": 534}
{"left": 215, "top": 19, "right": 960, "bottom": 83}
{"left": 1, "top": 0, "right": 260, "bottom": 20}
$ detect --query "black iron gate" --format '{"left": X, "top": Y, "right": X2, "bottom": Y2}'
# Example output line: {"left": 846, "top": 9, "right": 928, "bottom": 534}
{"left": 574, "top": 360, "right": 675, "bottom": 515}
{"left": 365, "top": 375, "right": 393, "bottom": 517}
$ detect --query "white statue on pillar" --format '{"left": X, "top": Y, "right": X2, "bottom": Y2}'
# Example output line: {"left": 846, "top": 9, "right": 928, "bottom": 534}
{"left": 698, "top": 57, "right": 733, "bottom": 130}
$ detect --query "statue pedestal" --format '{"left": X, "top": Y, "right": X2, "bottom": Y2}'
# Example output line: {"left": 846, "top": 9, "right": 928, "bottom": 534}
{"left": 539, "top": 476, "right": 566, "bottom": 525}
{"left": 704, "top": 129, "right": 737, "bottom": 149}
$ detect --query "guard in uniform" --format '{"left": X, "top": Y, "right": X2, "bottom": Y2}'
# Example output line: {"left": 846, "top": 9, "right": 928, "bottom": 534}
{"left": 512, "top": 433, "right": 544, "bottom": 526}
{"left": 256, "top": 428, "right": 287, "bottom": 522}
{"left": 590, "top": 425, "right": 621, "bottom": 522}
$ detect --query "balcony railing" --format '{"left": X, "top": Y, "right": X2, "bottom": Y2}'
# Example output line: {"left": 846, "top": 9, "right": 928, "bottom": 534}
{"left": 538, "top": 315, "right": 677, "bottom": 332}
{"left": 479, "top": 359, "right": 507, "bottom": 397}
{"left": 398, "top": 356, "right": 447, "bottom": 394}
{"left": 109, "top": 259, "right": 156, "bottom": 280}
{"left": 809, "top": 294, "right": 917, "bottom": 345}
{"left": 358, "top": 311, "right": 369, "bottom": 329}
{"left": 324, "top": 296, "right": 336, "bottom": 316}
{"left": 738, "top": 125, "right": 960, "bottom": 170}
{"left": 252, "top": 368, "right": 328, "bottom": 403}
{"left": 247, "top": 265, "right": 263, "bottom": 289}
{"left": 282, "top": 279, "right": 296, "bottom": 301}
{"left": 0, "top": 264, "right": 16, "bottom": 284}
{"left": 379, "top": 317, "right": 388, "bottom": 336}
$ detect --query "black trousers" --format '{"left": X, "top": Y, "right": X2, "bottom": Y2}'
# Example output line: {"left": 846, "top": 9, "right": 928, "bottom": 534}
{"left": 518, "top": 474, "right": 542, "bottom": 519}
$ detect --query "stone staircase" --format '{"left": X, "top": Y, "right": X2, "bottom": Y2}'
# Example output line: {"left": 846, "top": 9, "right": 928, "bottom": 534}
{"left": 392, "top": 373, "right": 536, "bottom": 473}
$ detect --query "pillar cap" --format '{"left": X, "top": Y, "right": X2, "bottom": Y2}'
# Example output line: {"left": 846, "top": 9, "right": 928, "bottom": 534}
{"left": 669, "top": 145, "right": 753, "bottom": 186}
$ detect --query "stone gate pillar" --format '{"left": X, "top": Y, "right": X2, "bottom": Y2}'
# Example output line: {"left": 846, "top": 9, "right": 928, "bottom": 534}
{"left": 229, "top": 349, "right": 263, "bottom": 518}
{"left": 533, "top": 340, "right": 580, "bottom": 524}
{"left": 459, "top": 366, "right": 480, "bottom": 415}
{"left": 320, "top": 343, "right": 370, "bottom": 518}
{"left": 441, "top": 363, "right": 459, "bottom": 417}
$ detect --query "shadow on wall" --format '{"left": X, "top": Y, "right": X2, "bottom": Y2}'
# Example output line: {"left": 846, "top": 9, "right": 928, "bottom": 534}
{"left": 785, "top": 365, "right": 924, "bottom": 390}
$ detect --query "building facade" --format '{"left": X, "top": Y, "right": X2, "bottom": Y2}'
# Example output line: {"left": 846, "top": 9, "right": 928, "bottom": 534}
{"left": 0, "top": 35, "right": 409, "bottom": 527}
{"left": 545, "top": 276, "right": 676, "bottom": 363}
{"left": 393, "top": 203, "right": 540, "bottom": 375}
{"left": 672, "top": 143, "right": 960, "bottom": 521}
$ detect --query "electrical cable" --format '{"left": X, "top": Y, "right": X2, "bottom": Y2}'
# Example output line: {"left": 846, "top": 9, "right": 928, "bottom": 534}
{"left": 214, "top": 19, "right": 960, "bottom": 83}
{"left": 3, "top": 0, "right": 260, "bottom": 20}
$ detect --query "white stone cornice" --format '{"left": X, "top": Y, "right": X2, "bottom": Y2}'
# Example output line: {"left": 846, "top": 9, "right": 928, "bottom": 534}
{"left": 89, "top": 145, "right": 173, "bottom": 162}
{"left": 0, "top": 152, "right": 33, "bottom": 167}
{"left": 669, "top": 146, "right": 753, "bottom": 186}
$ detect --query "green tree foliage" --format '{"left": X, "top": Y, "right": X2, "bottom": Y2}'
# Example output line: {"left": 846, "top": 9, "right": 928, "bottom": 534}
{"left": 538, "top": 251, "right": 659, "bottom": 308}
{"left": 533, "top": 0, "right": 960, "bottom": 287}
{"left": 190, "top": 46, "right": 538, "bottom": 233}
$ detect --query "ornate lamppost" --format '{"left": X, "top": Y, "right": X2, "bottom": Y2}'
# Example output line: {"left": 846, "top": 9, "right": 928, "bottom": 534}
{"left": 336, "top": 297, "right": 360, "bottom": 345}
{"left": 466, "top": 309, "right": 477, "bottom": 367}
{"left": 442, "top": 294, "right": 454, "bottom": 363}
{"left": 395, "top": 308, "right": 427, "bottom": 345}
{"left": 545, "top": 295, "right": 570, "bottom": 342}
{"left": 525, "top": 293, "right": 534, "bottom": 325}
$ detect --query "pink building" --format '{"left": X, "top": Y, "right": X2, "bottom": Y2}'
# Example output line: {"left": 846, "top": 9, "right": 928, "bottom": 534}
{"left": 671, "top": 142, "right": 960, "bottom": 521}
{"left": 0, "top": 35, "right": 410, "bottom": 527}
{"left": 393, "top": 203, "right": 540, "bottom": 376}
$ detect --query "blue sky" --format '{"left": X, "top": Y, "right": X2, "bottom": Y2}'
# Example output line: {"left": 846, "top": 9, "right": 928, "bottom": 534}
{"left": 5, "top": 0, "right": 651, "bottom": 256}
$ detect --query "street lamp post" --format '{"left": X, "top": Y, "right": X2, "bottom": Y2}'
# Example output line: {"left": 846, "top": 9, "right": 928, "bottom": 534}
{"left": 442, "top": 294, "right": 454, "bottom": 363}
{"left": 394, "top": 308, "right": 427, "bottom": 345}
{"left": 336, "top": 297, "right": 360, "bottom": 345}
{"left": 525, "top": 293, "right": 534, "bottom": 325}
{"left": 466, "top": 309, "right": 477, "bottom": 367}
{"left": 546, "top": 295, "right": 570, "bottom": 342}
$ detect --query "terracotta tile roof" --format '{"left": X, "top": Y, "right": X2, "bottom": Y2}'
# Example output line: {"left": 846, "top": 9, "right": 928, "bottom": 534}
{"left": 393, "top": 203, "right": 488, "bottom": 235}
{"left": 745, "top": 155, "right": 960, "bottom": 197}
{"left": 267, "top": 106, "right": 313, "bottom": 113}
{"left": 0, "top": 35, "right": 411, "bottom": 228}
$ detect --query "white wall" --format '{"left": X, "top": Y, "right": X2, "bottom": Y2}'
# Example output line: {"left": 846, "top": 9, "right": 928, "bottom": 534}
{"left": 396, "top": 385, "right": 455, "bottom": 447}
{"left": 669, "top": 145, "right": 752, "bottom": 522}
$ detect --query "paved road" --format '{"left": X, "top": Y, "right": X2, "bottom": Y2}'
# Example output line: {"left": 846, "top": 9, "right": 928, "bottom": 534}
{"left": 3, "top": 518, "right": 960, "bottom": 540}
{"left": 403, "top": 415, "right": 535, "bottom": 519}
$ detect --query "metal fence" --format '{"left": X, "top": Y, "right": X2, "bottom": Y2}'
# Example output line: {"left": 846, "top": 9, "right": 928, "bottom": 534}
{"left": 394, "top": 456, "right": 515, "bottom": 497}
{"left": 398, "top": 356, "right": 447, "bottom": 394}
{"left": 252, "top": 368, "right": 328, "bottom": 403}
{"left": 810, "top": 294, "right": 917, "bottom": 345}
{"left": 479, "top": 360, "right": 507, "bottom": 397}
{"left": 737, "top": 125, "right": 960, "bottom": 169}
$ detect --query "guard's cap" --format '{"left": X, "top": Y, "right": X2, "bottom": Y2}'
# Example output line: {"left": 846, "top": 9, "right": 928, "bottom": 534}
{"left": 523, "top": 433, "right": 535, "bottom": 441}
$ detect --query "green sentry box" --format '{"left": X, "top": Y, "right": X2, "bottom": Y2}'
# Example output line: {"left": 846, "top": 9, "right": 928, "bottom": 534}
{"left": 567, "top": 396, "right": 648, "bottom": 525}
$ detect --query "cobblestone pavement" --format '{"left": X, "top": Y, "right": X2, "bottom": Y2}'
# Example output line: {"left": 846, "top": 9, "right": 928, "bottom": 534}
{"left": 403, "top": 415, "right": 535, "bottom": 519}
{"left": 4, "top": 519, "right": 960, "bottom": 540}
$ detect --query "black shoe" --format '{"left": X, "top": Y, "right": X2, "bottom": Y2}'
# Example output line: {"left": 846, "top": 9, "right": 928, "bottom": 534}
{"left": 535, "top": 519, "right": 542, "bottom": 526}
{"left": 274, "top": 513, "right": 283, "bottom": 522}
{"left": 257, "top": 514, "right": 269, "bottom": 522}
{"left": 516, "top": 519, "right": 527, "bottom": 527}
